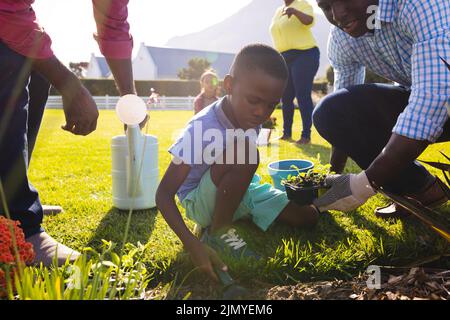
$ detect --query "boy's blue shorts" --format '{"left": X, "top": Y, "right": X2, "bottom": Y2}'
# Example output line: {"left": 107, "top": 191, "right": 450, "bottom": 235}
{"left": 181, "top": 169, "right": 290, "bottom": 231}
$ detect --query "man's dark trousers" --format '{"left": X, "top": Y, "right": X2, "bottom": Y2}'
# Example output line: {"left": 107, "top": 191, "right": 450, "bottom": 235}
{"left": 0, "top": 41, "right": 50, "bottom": 238}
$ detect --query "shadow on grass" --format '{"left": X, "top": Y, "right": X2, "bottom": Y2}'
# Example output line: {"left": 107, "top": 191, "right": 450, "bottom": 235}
{"left": 345, "top": 207, "right": 450, "bottom": 268}
{"left": 86, "top": 207, "right": 158, "bottom": 250}
{"left": 289, "top": 142, "right": 362, "bottom": 173}
{"left": 292, "top": 141, "right": 332, "bottom": 162}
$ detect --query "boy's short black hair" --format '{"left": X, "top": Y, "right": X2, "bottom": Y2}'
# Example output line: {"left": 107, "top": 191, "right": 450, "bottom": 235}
{"left": 230, "top": 43, "right": 288, "bottom": 81}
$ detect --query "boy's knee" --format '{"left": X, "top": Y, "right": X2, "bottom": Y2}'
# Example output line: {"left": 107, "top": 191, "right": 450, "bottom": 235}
{"left": 295, "top": 206, "right": 319, "bottom": 228}
{"left": 304, "top": 208, "right": 319, "bottom": 228}
{"left": 279, "top": 203, "right": 319, "bottom": 228}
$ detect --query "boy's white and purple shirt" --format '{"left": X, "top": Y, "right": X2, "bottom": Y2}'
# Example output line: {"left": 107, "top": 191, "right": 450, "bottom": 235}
{"left": 169, "top": 98, "right": 260, "bottom": 202}
{"left": 328, "top": 0, "right": 450, "bottom": 142}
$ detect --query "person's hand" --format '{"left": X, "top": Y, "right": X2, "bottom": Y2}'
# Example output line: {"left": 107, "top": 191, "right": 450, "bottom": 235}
{"left": 282, "top": 7, "right": 297, "bottom": 18}
{"left": 313, "top": 171, "right": 376, "bottom": 212}
{"left": 189, "top": 242, "right": 228, "bottom": 283}
{"left": 123, "top": 114, "right": 150, "bottom": 132}
{"left": 61, "top": 84, "right": 99, "bottom": 135}
{"left": 30, "top": 56, "right": 98, "bottom": 136}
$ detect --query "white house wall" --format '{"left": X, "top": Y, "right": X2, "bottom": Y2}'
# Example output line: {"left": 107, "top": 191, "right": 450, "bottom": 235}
{"left": 132, "top": 44, "right": 157, "bottom": 80}
{"left": 85, "top": 55, "right": 102, "bottom": 79}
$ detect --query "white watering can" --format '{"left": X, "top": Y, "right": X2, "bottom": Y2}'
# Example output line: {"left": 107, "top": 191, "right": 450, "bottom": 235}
{"left": 111, "top": 94, "right": 159, "bottom": 210}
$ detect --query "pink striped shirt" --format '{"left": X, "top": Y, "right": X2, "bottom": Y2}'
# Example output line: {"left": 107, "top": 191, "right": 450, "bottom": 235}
{"left": 0, "top": 0, "right": 133, "bottom": 59}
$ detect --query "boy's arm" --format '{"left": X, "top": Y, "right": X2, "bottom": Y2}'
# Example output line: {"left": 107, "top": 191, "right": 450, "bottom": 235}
{"left": 156, "top": 160, "right": 227, "bottom": 281}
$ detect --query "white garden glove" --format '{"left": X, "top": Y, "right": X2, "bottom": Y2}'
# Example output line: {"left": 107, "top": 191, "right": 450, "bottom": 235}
{"left": 313, "top": 171, "right": 376, "bottom": 212}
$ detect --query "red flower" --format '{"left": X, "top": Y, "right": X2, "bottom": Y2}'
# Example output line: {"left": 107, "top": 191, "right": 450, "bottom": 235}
{"left": 0, "top": 216, "right": 35, "bottom": 297}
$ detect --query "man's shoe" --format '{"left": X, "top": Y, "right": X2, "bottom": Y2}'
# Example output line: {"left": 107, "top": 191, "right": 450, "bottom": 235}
{"left": 280, "top": 135, "right": 293, "bottom": 142}
{"left": 296, "top": 137, "right": 311, "bottom": 145}
{"left": 375, "top": 177, "right": 449, "bottom": 219}
{"left": 42, "top": 205, "right": 63, "bottom": 215}
{"left": 201, "top": 228, "right": 260, "bottom": 260}
{"left": 26, "top": 232, "right": 80, "bottom": 267}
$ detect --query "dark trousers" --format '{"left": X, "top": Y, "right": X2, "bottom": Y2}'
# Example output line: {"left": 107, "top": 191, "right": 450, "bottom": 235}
{"left": 313, "top": 83, "right": 450, "bottom": 194}
{"left": 0, "top": 42, "right": 50, "bottom": 237}
{"left": 281, "top": 47, "right": 320, "bottom": 139}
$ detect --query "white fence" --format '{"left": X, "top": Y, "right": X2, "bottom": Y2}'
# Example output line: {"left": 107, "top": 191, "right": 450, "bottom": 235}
{"left": 46, "top": 95, "right": 196, "bottom": 111}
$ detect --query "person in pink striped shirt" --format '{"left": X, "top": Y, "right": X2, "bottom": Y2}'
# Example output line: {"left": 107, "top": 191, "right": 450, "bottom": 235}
{"left": 0, "top": 0, "right": 138, "bottom": 267}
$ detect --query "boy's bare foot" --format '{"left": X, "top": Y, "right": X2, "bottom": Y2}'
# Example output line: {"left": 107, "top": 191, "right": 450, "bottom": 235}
{"left": 26, "top": 232, "right": 80, "bottom": 267}
{"left": 42, "top": 205, "right": 63, "bottom": 215}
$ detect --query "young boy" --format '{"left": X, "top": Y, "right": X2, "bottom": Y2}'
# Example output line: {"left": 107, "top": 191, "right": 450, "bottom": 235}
{"left": 156, "top": 44, "right": 319, "bottom": 281}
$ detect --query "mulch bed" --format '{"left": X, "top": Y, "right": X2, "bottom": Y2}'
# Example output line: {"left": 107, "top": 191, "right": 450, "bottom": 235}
{"left": 262, "top": 267, "right": 449, "bottom": 300}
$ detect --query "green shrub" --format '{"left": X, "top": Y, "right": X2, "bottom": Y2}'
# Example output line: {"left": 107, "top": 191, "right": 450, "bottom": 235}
{"left": 49, "top": 79, "right": 327, "bottom": 97}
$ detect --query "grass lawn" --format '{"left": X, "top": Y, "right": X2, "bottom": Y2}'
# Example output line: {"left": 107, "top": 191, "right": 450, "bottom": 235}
{"left": 29, "top": 109, "right": 449, "bottom": 298}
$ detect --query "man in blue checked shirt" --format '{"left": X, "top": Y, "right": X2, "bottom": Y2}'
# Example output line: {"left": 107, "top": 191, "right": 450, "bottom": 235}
{"left": 312, "top": 0, "right": 449, "bottom": 218}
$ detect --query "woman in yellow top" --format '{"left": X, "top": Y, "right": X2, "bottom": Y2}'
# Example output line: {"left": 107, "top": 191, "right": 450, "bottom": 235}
{"left": 270, "top": 0, "right": 320, "bottom": 145}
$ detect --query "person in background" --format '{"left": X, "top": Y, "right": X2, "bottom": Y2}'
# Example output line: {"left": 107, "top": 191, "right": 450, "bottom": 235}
{"left": 194, "top": 70, "right": 219, "bottom": 114}
{"left": 147, "top": 87, "right": 160, "bottom": 107}
{"left": 0, "top": 0, "right": 138, "bottom": 266}
{"left": 270, "top": 0, "right": 320, "bottom": 145}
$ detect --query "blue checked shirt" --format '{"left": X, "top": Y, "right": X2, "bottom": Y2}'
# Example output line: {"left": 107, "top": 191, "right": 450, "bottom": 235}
{"left": 328, "top": 0, "right": 450, "bottom": 142}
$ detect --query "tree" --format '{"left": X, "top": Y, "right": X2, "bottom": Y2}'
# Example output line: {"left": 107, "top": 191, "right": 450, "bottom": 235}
{"left": 69, "top": 62, "right": 89, "bottom": 78}
{"left": 177, "top": 58, "right": 212, "bottom": 80}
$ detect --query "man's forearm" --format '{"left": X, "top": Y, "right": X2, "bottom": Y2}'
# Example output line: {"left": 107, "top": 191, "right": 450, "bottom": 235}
{"left": 32, "top": 56, "right": 80, "bottom": 96}
{"left": 365, "top": 133, "right": 429, "bottom": 188}
{"left": 105, "top": 58, "right": 135, "bottom": 96}
{"left": 293, "top": 10, "right": 313, "bottom": 25}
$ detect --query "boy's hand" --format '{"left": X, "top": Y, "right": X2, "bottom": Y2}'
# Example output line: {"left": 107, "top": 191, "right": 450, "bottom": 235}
{"left": 189, "top": 242, "right": 228, "bottom": 283}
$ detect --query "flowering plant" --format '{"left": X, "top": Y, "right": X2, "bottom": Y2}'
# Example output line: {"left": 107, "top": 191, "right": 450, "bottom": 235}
{"left": 0, "top": 216, "right": 35, "bottom": 297}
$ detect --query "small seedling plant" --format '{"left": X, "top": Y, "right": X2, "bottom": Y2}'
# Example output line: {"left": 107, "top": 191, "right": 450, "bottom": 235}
{"left": 282, "top": 163, "right": 332, "bottom": 190}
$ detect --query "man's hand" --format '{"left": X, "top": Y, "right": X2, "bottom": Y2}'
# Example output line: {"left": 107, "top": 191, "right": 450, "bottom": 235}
{"left": 313, "top": 171, "right": 376, "bottom": 212}
{"left": 282, "top": 7, "right": 297, "bottom": 18}
{"left": 61, "top": 84, "right": 99, "bottom": 135}
{"left": 189, "top": 241, "right": 228, "bottom": 283}
{"left": 32, "top": 56, "right": 99, "bottom": 135}
{"left": 282, "top": 7, "right": 314, "bottom": 25}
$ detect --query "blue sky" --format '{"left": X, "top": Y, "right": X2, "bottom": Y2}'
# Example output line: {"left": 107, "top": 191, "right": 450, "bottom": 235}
{"left": 33, "top": 0, "right": 320, "bottom": 65}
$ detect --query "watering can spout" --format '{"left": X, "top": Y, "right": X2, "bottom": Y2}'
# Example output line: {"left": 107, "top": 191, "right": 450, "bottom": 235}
{"left": 126, "top": 125, "right": 143, "bottom": 197}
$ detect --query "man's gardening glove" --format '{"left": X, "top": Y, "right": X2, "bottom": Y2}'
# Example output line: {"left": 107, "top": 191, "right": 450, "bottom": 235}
{"left": 313, "top": 171, "right": 376, "bottom": 212}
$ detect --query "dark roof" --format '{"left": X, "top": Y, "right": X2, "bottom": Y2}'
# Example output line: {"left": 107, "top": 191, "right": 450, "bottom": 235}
{"left": 95, "top": 56, "right": 111, "bottom": 78}
{"left": 144, "top": 46, "right": 235, "bottom": 79}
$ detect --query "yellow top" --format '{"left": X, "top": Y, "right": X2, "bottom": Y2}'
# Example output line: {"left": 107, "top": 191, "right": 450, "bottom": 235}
{"left": 270, "top": 0, "right": 317, "bottom": 53}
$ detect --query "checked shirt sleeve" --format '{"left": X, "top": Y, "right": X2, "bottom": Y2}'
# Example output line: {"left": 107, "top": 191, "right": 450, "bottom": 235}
{"left": 328, "top": 27, "right": 366, "bottom": 92}
{"left": 393, "top": 1, "right": 450, "bottom": 142}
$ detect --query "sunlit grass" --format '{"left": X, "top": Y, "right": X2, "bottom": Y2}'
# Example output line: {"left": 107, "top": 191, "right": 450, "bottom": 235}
{"left": 27, "top": 109, "right": 449, "bottom": 297}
